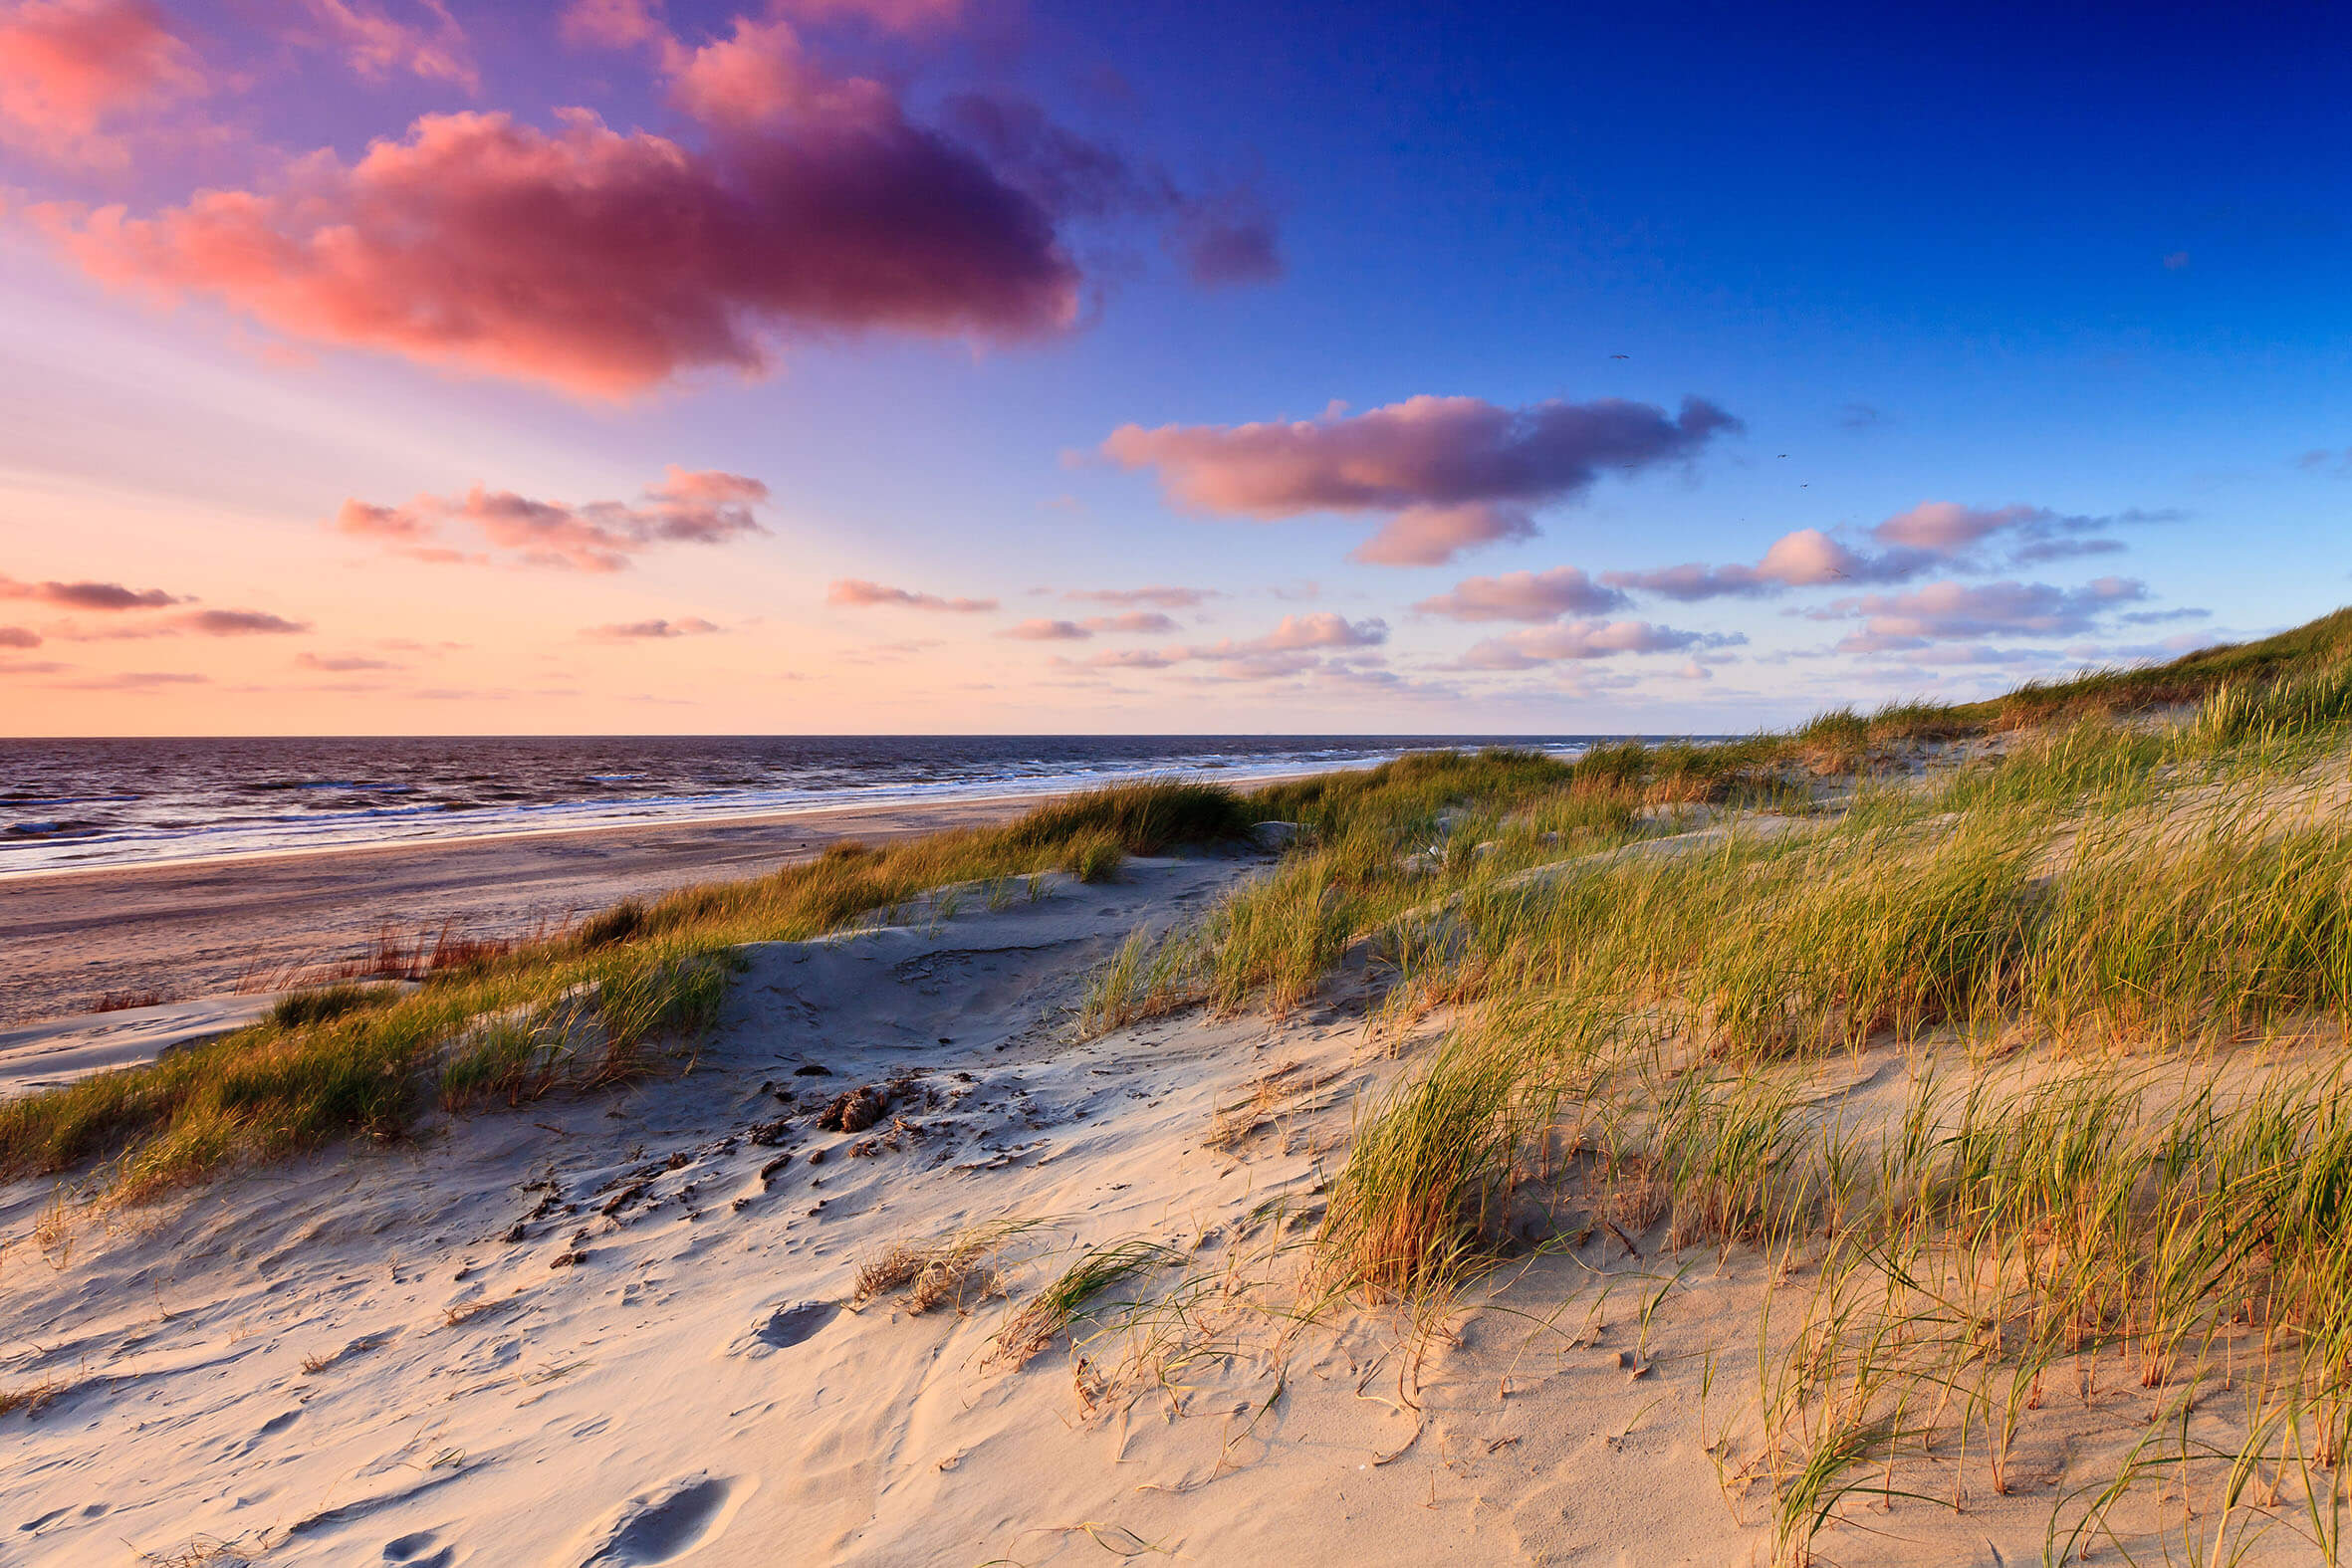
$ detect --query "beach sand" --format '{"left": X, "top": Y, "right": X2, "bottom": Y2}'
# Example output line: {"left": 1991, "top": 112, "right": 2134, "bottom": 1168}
{"left": 0, "top": 795, "right": 1053, "bottom": 1028}
{"left": 0, "top": 834, "right": 2295, "bottom": 1566}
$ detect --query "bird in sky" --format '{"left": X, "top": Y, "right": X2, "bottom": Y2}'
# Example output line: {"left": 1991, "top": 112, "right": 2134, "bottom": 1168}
{"left": 1609, "top": 353, "right": 1629, "bottom": 359}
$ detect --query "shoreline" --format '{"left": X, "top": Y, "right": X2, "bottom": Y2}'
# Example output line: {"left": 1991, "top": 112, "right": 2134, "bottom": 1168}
{"left": 0, "top": 768, "right": 1321, "bottom": 1029}
{"left": 1, "top": 745, "right": 1552, "bottom": 883}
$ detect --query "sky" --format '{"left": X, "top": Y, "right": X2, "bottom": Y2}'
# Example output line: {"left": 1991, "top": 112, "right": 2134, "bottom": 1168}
{"left": 0, "top": 0, "right": 2348, "bottom": 737}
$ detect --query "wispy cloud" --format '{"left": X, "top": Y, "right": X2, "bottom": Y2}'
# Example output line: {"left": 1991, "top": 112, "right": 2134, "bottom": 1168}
{"left": 0, "top": 574, "right": 182, "bottom": 609}
{"left": 182, "top": 608, "right": 308, "bottom": 635}
{"left": 1003, "top": 610, "right": 1181, "bottom": 639}
{"left": 1061, "top": 611, "right": 1390, "bottom": 681}
{"left": 1413, "top": 566, "right": 1628, "bottom": 622}
{"left": 584, "top": 616, "right": 722, "bottom": 639}
{"left": 291, "top": 0, "right": 476, "bottom": 89}
{"left": 1061, "top": 584, "right": 1215, "bottom": 608}
{"left": 1000, "top": 618, "right": 1090, "bottom": 640}
{"left": 1602, "top": 502, "right": 2175, "bottom": 603}
{"left": 1816, "top": 576, "right": 2150, "bottom": 652}
{"left": 1453, "top": 618, "right": 1739, "bottom": 670}
{"left": 297, "top": 651, "right": 401, "bottom": 671}
{"left": 50, "top": 669, "right": 209, "bottom": 690}
{"left": 827, "top": 579, "right": 998, "bottom": 612}
{"left": 337, "top": 467, "right": 768, "bottom": 571}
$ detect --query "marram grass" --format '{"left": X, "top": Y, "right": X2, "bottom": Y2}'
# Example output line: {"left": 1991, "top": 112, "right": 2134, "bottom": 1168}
{"left": 0, "top": 779, "right": 1253, "bottom": 1200}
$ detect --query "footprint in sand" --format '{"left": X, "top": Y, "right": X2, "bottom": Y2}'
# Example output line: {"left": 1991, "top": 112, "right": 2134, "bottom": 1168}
{"left": 383, "top": 1528, "right": 456, "bottom": 1566}
{"left": 576, "top": 1474, "right": 745, "bottom": 1566}
{"left": 742, "top": 1299, "right": 837, "bottom": 1353}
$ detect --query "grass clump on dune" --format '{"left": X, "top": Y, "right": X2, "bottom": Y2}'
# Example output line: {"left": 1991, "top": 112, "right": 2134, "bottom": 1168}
{"left": 0, "top": 780, "right": 1251, "bottom": 1201}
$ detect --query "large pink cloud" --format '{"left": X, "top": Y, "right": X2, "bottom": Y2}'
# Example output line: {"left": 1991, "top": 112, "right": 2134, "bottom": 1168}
{"left": 0, "top": 0, "right": 206, "bottom": 165}
{"left": 1101, "top": 393, "right": 1739, "bottom": 566}
{"left": 45, "top": 99, "right": 1081, "bottom": 395}
{"left": 337, "top": 467, "right": 769, "bottom": 570}
{"left": 1413, "top": 565, "right": 1627, "bottom": 622}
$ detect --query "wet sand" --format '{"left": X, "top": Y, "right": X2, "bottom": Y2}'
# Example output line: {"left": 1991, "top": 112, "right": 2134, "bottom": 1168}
{"left": 0, "top": 795, "right": 1047, "bottom": 1026}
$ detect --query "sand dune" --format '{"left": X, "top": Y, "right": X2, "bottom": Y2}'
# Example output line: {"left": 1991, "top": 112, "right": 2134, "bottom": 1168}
{"left": 0, "top": 832, "right": 2320, "bottom": 1565}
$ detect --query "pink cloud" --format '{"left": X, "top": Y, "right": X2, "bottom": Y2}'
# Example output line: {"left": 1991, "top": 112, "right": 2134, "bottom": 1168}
{"left": 783, "top": 0, "right": 965, "bottom": 28}
{"left": 336, "top": 467, "right": 768, "bottom": 570}
{"left": 0, "top": 0, "right": 205, "bottom": 165}
{"left": 1084, "top": 610, "right": 1179, "bottom": 634}
{"left": 1456, "top": 618, "right": 1726, "bottom": 670}
{"left": 1080, "top": 648, "right": 1175, "bottom": 670}
{"left": 1006, "top": 609, "right": 1182, "bottom": 639}
{"left": 1412, "top": 565, "right": 1627, "bottom": 622}
{"left": 1102, "top": 393, "right": 1739, "bottom": 566}
{"left": 1867, "top": 500, "right": 2174, "bottom": 563}
{"left": 559, "top": 0, "right": 664, "bottom": 48}
{"left": 1350, "top": 503, "right": 1536, "bottom": 566}
{"left": 585, "top": 616, "right": 722, "bottom": 639}
{"left": 1064, "top": 611, "right": 1387, "bottom": 681}
{"left": 0, "top": 626, "right": 40, "bottom": 648}
{"left": 1602, "top": 503, "right": 2176, "bottom": 604}
{"left": 1001, "top": 617, "right": 1090, "bottom": 640}
{"left": 181, "top": 608, "right": 308, "bottom": 635}
{"left": 1819, "top": 577, "right": 2149, "bottom": 651}
{"left": 1061, "top": 584, "right": 1213, "bottom": 608}
{"left": 1870, "top": 501, "right": 2044, "bottom": 552}
{"left": 564, "top": 0, "right": 961, "bottom": 48}
{"left": 295, "top": 0, "right": 476, "bottom": 90}
{"left": 1228, "top": 611, "right": 1385, "bottom": 653}
{"left": 827, "top": 579, "right": 998, "bottom": 612}
{"left": 52, "top": 670, "right": 208, "bottom": 690}
{"left": 45, "top": 101, "right": 1080, "bottom": 396}
{"left": 1606, "top": 528, "right": 1933, "bottom": 600}
{"left": 0, "top": 574, "right": 181, "bottom": 609}
{"left": 298, "top": 652, "right": 400, "bottom": 671}
{"left": 659, "top": 14, "right": 870, "bottom": 131}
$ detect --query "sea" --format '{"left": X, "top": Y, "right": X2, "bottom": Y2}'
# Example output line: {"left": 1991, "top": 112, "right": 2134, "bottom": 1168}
{"left": 0, "top": 735, "right": 1630, "bottom": 877}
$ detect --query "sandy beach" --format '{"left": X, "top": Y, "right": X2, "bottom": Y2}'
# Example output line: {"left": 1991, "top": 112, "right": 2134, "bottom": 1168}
{"left": 7, "top": 708, "right": 2352, "bottom": 1565}
{"left": 0, "top": 795, "right": 1068, "bottom": 1028}
{"left": 0, "top": 843, "right": 1793, "bottom": 1566}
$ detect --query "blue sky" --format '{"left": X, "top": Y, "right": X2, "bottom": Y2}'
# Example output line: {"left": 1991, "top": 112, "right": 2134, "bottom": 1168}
{"left": 0, "top": 0, "right": 2344, "bottom": 734}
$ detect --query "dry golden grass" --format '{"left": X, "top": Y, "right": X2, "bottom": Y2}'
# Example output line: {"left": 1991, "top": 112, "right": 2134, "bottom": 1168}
{"left": 0, "top": 1375, "right": 64, "bottom": 1418}
{"left": 0, "top": 780, "right": 1252, "bottom": 1203}
{"left": 853, "top": 1221, "right": 1036, "bottom": 1314}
